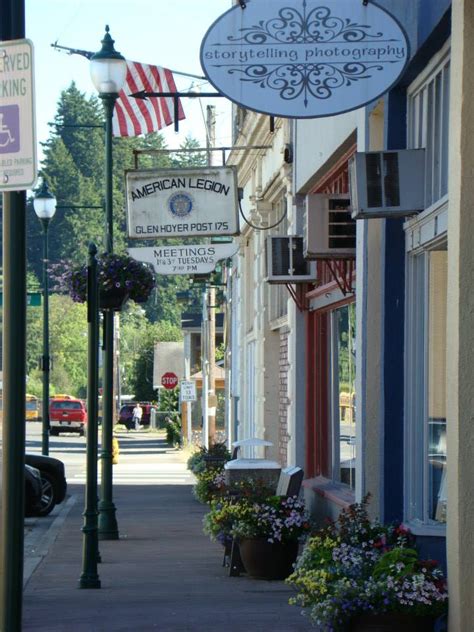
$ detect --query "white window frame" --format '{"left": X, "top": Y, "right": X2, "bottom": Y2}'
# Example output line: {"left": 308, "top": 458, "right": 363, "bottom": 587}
{"left": 329, "top": 302, "right": 356, "bottom": 490}
{"left": 244, "top": 235, "right": 255, "bottom": 335}
{"left": 244, "top": 339, "right": 257, "bottom": 457}
{"left": 407, "top": 41, "right": 450, "bottom": 209}
{"left": 267, "top": 194, "right": 289, "bottom": 327}
{"left": 404, "top": 44, "right": 450, "bottom": 535}
{"left": 404, "top": 241, "right": 447, "bottom": 535}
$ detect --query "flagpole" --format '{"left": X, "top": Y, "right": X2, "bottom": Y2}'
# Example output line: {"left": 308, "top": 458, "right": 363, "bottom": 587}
{"left": 51, "top": 43, "right": 207, "bottom": 80}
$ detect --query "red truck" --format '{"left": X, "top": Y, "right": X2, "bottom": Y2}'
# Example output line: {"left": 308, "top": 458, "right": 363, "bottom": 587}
{"left": 49, "top": 398, "right": 87, "bottom": 436}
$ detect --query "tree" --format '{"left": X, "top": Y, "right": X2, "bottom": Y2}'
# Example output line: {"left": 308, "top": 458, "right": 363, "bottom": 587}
{"left": 171, "top": 136, "right": 207, "bottom": 168}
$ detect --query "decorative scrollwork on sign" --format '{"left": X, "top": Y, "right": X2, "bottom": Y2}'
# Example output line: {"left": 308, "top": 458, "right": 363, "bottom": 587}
{"left": 228, "top": 62, "right": 385, "bottom": 105}
{"left": 200, "top": 0, "right": 409, "bottom": 117}
{"left": 227, "top": 5, "right": 384, "bottom": 45}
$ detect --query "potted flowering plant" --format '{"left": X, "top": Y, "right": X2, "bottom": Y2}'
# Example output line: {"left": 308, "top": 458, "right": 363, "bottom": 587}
{"left": 204, "top": 495, "right": 310, "bottom": 580}
{"left": 54, "top": 253, "right": 155, "bottom": 310}
{"left": 287, "top": 498, "right": 448, "bottom": 631}
{"left": 187, "top": 442, "right": 231, "bottom": 476}
{"left": 203, "top": 478, "right": 279, "bottom": 542}
{"left": 193, "top": 469, "right": 227, "bottom": 504}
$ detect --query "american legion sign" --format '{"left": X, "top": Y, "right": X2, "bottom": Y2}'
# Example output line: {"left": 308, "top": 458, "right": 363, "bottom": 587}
{"left": 125, "top": 166, "right": 239, "bottom": 239}
{"left": 200, "top": 0, "right": 410, "bottom": 118}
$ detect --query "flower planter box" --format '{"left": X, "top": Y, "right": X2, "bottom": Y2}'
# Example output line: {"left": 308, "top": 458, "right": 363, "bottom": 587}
{"left": 347, "top": 613, "right": 435, "bottom": 632}
{"left": 203, "top": 455, "right": 228, "bottom": 470}
{"left": 238, "top": 537, "right": 299, "bottom": 580}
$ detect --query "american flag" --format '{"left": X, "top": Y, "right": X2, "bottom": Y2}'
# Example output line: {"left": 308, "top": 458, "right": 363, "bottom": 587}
{"left": 113, "top": 60, "right": 185, "bottom": 137}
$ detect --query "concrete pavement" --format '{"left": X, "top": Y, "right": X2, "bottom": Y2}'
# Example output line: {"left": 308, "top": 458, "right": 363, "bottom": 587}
{"left": 22, "top": 433, "right": 311, "bottom": 631}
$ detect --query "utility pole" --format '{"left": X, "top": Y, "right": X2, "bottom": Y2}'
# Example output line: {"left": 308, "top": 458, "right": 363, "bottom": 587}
{"left": 208, "top": 286, "right": 216, "bottom": 445}
{"left": 206, "top": 105, "right": 217, "bottom": 446}
{"left": 201, "top": 287, "right": 209, "bottom": 449}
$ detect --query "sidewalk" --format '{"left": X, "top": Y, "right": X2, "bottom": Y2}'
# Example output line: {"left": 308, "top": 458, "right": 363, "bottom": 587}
{"left": 23, "top": 436, "right": 311, "bottom": 632}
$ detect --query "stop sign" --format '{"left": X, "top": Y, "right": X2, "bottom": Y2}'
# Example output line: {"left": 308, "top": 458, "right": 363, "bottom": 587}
{"left": 161, "top": 372, "right": 178, "bottom": 389}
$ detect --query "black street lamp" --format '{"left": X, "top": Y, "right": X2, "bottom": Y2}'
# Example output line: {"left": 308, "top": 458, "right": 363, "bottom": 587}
{"left": 33, "top": 180, "right": 57, "bottom": 456}
{"left": 90, "top": 26, "right": 127, "bottom": 540}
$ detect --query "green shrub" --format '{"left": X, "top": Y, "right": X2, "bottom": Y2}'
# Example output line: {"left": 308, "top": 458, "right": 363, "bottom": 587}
{"left": 165, "top": 415, "right": 182, "bottom": 446}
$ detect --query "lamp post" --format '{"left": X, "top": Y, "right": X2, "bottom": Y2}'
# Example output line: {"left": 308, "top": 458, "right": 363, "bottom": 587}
{"left": 33, "top": 180, "right": 57, "bottom": 456}
{"left": 90, "top": 26, "right": 127, "bottom": 540}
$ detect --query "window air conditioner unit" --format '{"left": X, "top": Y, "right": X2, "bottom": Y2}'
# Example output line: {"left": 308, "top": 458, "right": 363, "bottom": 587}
{"left": 349, "top": 149, "right": 425, "bottom": 218}
{"left": 304, "top": 194, "right": 355, "bottom": 259}
{"left": 265, "top": 236, "right": 316, "bottom": 284}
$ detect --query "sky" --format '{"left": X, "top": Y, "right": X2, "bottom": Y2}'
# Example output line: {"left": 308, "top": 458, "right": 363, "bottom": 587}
{"left": 24, "top": 0, "right": 233, "bottom": 164}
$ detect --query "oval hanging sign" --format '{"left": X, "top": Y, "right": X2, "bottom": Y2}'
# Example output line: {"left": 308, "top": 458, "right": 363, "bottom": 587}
{"left": 200, "top": 0, "right": 410, "bottom": 118}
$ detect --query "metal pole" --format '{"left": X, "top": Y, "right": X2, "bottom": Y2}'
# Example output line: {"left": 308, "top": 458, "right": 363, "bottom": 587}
{"left": 202, "top": 288, "right": 209, "bottom": 449}
{"left": 0, "top": 1, "right": 27, "bottom": 629}
{"left": 1, "top": 191, "right": 27, "bottom": 632}
{"left": 208, "top": 286, "right": 216, "bottom": 445}
{"left": 98, "top": 94, "right": 119, "bottom": 540}
{"left": 41, "top": 220, "right": 51, "bottom": 455}
{"left": 79, "top": 243, "right": 101, "bottom": 588}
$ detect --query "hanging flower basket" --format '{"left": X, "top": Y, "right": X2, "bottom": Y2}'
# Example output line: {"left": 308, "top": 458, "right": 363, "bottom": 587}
{"left": 54, "top": 253, "right": 156, "bottom": 308}
{"left": 99, "top": 287, "right": 130, "bottom": 311}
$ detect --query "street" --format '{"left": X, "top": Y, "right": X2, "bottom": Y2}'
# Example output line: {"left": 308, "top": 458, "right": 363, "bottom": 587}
{"left": 25, "top": 422, "right": 193, "bottom": 486}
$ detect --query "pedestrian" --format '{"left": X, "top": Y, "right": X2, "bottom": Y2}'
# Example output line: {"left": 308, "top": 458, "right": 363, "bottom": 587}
{"left": 132, "top": 403, "right": 143, "bottom": 431}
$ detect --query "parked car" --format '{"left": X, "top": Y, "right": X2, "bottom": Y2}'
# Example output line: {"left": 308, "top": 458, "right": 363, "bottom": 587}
{"left": 24, "top": 464, "right": 42, "bottom": 517}
{"left": 118, "top": 403, "right": 154, "bottom": 429}
{"left": 49, "top": 398, "right": 87, "bottom": 436}
{"left": 25, "top": 453, "right": 67, "bottom": 517}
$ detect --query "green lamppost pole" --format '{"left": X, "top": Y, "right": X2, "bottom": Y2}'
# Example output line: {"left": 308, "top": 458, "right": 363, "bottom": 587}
{"left": 90, "top": 26, "right": 127, "bottom": 540}
{"left": 33, "top": 181, "right": 57, "bottom": 456}
{"left": 79, "top": 243, "right": 101, "bottom": 588}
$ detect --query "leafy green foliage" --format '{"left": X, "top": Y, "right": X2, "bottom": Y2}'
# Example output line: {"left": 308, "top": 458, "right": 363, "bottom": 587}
{"left": 158, "top": 386, "right": 180, "bottom": 412}
{"left": 165, "top": 416, "right": 182, "bottom": 446}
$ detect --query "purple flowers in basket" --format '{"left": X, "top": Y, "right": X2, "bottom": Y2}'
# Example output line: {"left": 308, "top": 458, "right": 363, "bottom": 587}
{"left": 51, "top": 253, "right": 156, "bottom": 304}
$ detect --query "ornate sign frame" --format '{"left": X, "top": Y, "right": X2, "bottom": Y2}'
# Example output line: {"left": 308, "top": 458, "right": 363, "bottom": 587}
{"left": 200, "top": 0, "right": 410, "bottom": 118}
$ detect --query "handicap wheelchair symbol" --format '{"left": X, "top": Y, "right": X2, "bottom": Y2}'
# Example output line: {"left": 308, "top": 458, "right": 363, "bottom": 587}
{"left": 0, "top": 114, "right": 15, "bottom": 148}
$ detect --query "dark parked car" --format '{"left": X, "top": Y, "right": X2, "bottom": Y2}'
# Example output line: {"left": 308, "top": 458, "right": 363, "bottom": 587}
{"left": 25, "top": 453, "right": 67, "bottom": 516}
{"left": 118, "top": 403, "right": 154, "bottom": 429}
{"left": 25, "top": 464, "right": 42, "bottom": 517}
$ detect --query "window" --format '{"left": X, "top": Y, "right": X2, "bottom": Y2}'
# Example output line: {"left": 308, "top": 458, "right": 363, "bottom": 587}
{"left": 405, "top": 248, "right": 447, "bottom": 526}
{"left": 53, "top": 401, "right": 82, "bottom": 410}
{"left": 330, "top": 303, "right": 356, "bottom": 489}
{"left": 427, "top": 251, "right": 447, "bottom": 523}
{"left": 405, "top": 45, "right": 450, "bottom": 529}
{"left": 268, "top": 195, "right": 289, "bottom": 323}
{"left": 245, "top": 236, "right": 255, "bottom": 334}
{"left": 408, "top": 46, "right": 450, "bottom": 207}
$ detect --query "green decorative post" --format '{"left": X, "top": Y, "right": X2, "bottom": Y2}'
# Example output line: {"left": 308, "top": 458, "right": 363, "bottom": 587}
{"left": 79, "top": 243, "right": 101, "bottom": 589}
{"left": 90, "top": 26, "right": 127, "bottom": 540}
{"left": 0, "top": 1, "right": 28, "bottom": 628}
{"left": 33, "top": 180, "right": 57, "bottom": 456}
